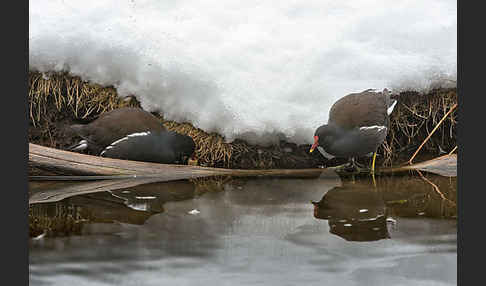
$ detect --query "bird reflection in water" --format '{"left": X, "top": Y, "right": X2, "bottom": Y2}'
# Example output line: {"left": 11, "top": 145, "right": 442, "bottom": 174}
{"left": 312, "top": 182, "right": 391, "bottom": 242}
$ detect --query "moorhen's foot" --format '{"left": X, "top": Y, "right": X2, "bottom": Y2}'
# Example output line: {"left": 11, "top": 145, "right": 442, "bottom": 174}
{"left": 344, "top": 158, "right": 369, "bottom": 173}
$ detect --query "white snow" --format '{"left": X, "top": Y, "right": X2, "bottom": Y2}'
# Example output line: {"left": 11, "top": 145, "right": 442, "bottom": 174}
{"left": 29, "top": 0, "right": 456, "bottom": 145}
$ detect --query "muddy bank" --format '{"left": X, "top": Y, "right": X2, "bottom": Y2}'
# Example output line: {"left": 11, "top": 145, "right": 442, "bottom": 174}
{"left": 28, "top": 71, "right": 457, "bottom": 170}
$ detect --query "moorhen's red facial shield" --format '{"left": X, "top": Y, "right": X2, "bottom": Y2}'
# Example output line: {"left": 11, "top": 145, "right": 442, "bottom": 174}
{"left": 309, "top": 135, "right": 319, "bottom": 153}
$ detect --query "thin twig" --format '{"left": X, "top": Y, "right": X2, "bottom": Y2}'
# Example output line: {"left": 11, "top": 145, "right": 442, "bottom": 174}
{"left": 448, "top": 146, "right": 458, "bottom": 155}
{"left": 401, "top": 103, "right": 429, "bottom": 119}
{"left": 407, "top": 103, "right": 457, "bottom": 165}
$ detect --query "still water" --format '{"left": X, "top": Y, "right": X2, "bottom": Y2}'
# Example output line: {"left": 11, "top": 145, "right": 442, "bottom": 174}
{"left": 29, "top": 171, "right": 457, "bottom": 286}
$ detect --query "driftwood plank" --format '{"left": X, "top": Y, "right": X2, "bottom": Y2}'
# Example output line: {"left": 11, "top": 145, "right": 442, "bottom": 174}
{"left": 29, "top": 143, "right": 457, "bottom": 182}
{"left": 404, "top": 154, "right": 457, "bottom": 177}
{"left": 29, "top": 143, "right": 221, "bottom": 177}
{"left": 382, "top": 154, "right": 457, "bottom": 177}
{"left": 29, "top": 143, "right": 328, "bottom": 179}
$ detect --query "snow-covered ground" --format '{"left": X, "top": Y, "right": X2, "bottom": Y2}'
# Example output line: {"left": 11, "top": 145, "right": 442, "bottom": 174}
{"left": 29, "top": 0, "right": 456, "bottom": 145}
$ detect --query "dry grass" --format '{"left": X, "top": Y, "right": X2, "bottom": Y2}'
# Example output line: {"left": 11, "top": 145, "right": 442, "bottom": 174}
{"left": 29, "top": 71, "right": 138, "bottom": 127}
{"left": 29, "top": 71, "right": 140, "bottom": 151}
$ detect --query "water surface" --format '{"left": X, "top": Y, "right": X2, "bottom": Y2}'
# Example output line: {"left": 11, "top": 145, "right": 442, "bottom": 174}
{"left": 29, "top": 172, "right": 457, "bottom": 286}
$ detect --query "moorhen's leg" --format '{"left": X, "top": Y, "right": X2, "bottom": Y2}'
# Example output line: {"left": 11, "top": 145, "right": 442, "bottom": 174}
{"left": 370, "top": 151, "right": 377, "bottom": 174}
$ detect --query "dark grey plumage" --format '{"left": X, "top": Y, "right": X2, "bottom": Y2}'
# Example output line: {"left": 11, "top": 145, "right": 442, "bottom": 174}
{"left": 100, "top": 130, "right": 195, "bottom": 164}
{"left": 314, "top": 124, "right": 388, "bottom": 158}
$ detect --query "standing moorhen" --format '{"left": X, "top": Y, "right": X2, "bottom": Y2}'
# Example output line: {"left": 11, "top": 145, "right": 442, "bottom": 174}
{"left": 69, "top": 107, "right": 196, "bottom": 165}
{"left": 309, "top": 89, "right": 397, "bottom": 172}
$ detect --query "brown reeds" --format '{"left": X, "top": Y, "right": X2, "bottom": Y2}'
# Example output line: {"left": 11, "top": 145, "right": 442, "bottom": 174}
{"left": 407, "top": 103, "right": 457, "bottom": 165}
{"left": 29, "top": 71, "right": 140, "bottom": 152}
{"left": 163, "top": 121, "right": 233, "bottom": 168}
{"left": 29, "top": 71, "right": 138, "bottom": 127}
{"left": 384, "top": 88, "right": 457, "bottom": 166}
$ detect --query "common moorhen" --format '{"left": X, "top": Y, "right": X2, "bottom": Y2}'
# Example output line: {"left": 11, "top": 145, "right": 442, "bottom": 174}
{"left": 100, "top": 130, "right": 195, "bottom": 164}
{"left": 309, "top": 89, "right": 397, "bottom": 172}
{"left": 69, "top": 107, "right": 196, "bottom": 164}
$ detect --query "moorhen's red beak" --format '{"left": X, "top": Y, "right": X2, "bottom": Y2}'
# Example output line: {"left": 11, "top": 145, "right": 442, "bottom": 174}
{"left": 188, "top": 152, "right": 199, "bottom": 166}
{"left": 309, "top": 136, "right": 319, "bottom": 153}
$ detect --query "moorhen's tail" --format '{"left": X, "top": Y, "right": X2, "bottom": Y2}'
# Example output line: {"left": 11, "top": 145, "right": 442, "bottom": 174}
{"left": 387, "top": 99, "right": 397, "bottom": 115}
{"left": 382, "top": 88, "right": 397, "bottom": 115}
{"left": 67, "top": 139, "right": 88, "bottom": 152}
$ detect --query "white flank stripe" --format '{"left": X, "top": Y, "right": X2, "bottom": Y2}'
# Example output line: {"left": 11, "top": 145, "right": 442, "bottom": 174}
{"left": 32, "top": 232, "right": 46, "bottom": 240}
{"left": 387, "top": 100, "right": 398, "bottom": 115}
{"left": 100, "top": 131, "right": 152, "bottom": 155}
{"left": 135, "top": 196, "right": 157, "bottom": 200}
{"left": 359, "top": 125, "right": 386, "bottom": 132}
{"left": 110, "top": 131, "right": 151, "bottom": 146}
{"left": 127, "top": 131, "right": 151, "bottom": 138}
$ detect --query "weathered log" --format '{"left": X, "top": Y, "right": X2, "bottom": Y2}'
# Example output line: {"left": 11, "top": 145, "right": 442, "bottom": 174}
{"left": 29, "top": 143, "right": 331, "bottom": 179}
{"left": 29, "top": 143, "right": 456, "bottom": 181}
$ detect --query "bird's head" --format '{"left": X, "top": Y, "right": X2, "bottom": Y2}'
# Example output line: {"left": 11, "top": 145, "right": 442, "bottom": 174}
{"left": 309, "top": 125, "right": 336, "bottom": 160}
{"left": 309, "top": 125, "right": 328, "bottom": 153}
{"left": 186, "top": 152, "right": 199, "bottom": 166}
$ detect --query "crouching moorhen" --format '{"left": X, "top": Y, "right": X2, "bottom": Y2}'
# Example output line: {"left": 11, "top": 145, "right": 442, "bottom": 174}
{"left": 69, "top": 107, "right": 196, "bottom": 165}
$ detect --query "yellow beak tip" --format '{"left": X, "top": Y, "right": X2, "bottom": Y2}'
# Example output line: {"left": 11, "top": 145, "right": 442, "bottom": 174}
{"left": 309, "top": 149, "right": 314, "bottom": 153}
